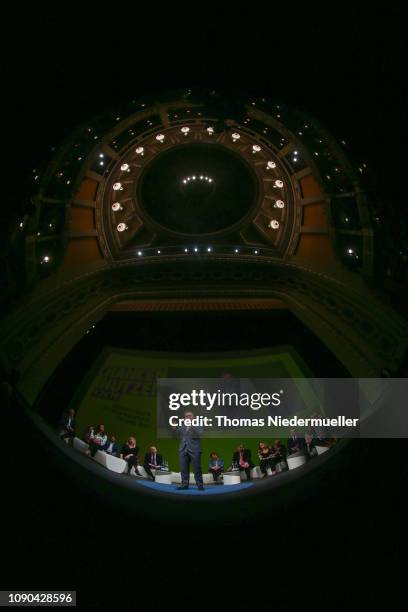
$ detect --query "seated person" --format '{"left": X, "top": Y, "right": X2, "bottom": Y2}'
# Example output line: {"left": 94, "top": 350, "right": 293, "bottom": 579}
{"left": 120, "top": 437, "right": 139, "bottom": 475}
{"left": 287, "top": 429, "right": 306, "bottom": 455}
{"left": 60, "top": 409, "right": 76, "bottom": 444}
{"left": 208, "top": 452, "right": 224, "bottom": 483}
{"left": 231, "top": 444, "right": 254, "bottom": 480}
{"left": 103, "top": 435, "right": 119, "bottom": 456}
{"left": 314, "top": 429, "right": 336, "bottom": 448}
{"left": 305, "top": 433, "right": 318, "bottom": 459}
{"left": 143, "top": 446, "right": 163, "bottom": 480}
{"left": 258, "top": 442, "right": 273, "bottom": 477}
{"left": 271, "top": 439, "right": 286, "bottom": 469}
{"left": 85, "top": 424, "right": 107, "bottom": 457}
{"left": 83, "top": 425, "right": 94, "bottom": 444}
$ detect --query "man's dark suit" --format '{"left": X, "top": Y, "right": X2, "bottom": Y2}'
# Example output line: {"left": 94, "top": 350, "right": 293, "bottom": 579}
{"left": 103, "top": 440, "right": 119, "bottom": 456}
{"left": 177, "top": 425, "right": 203, "bottom": 487}
{"left": 143, "top": 452, "right": 163, "bottom": 480}
{"left": 232, "top": 449, "right": 254, "bottom": 480}
{"left": 60, "top": 413, "right": 76, "bottom": 441}
{"left": 287, "top": 436, "right": 306, "bottom": 455}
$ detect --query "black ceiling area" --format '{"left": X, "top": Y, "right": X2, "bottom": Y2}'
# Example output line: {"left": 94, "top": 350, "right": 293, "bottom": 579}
{"left": 138, "top": 143, "right": 257, "bottom": 235}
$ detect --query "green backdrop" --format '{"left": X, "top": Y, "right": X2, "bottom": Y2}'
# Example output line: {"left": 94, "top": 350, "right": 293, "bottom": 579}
{"left": 70, "top": 346, "right": 312, "bottom": 469}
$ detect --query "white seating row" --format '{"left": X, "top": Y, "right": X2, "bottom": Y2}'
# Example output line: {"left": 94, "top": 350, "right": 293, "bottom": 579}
{"left": 72, "top": 438, "right": 328, "bottom": 483}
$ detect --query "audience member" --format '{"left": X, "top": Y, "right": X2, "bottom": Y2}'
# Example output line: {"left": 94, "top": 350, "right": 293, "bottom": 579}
{"left": 83, "top": 426, "right": 94, "bottom": 444}
{"left": 143, "top": 446, "right": 163, "bottom": 480}
{"left": 85, "top": 424, "right": 107, "bottom": 457}
{"left": 258, "top": 442, "right": 273, "bottom": 477}
{"left": 231, "top": 444, "right": 254, "bottom": 480}
{"left": 120, "top": 437, "right": 139, "bottom": 475}
{"left": 103, "top": 435, "right": 119, "bottom": 456}
{"left": 60, "top": 409, "right": 76, "bottom": 444}
{"left": 271, "top": 439, "right": 286, "bottom": 470}
{"left": 208, "top": 452, "right": 224, "bottom": 483}
{"left": 305, "top": 433, "right": 318, "bottom": 459}
{"left": 287, "top": 429, "right": 306, "bottom": 455}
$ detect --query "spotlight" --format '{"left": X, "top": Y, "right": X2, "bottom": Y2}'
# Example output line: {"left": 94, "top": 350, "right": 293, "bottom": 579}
{"left": 117, "top": 223, "right": 128, "bottom": 232}
{"left": 135, "top": 146, "right": 144, "bottom": 156}
{"left": 181, "top": 127, "right": 190, "bottom": 136}
{"left": 156, "top": 134, "right": 165, "bottom": 143}
{"left": 274, "top": 200, "right": 285, "bottom": 209}
{"left": 231, "top": 133, "right": 240, "bottom": 142}
{"left": 137, "top": 251, "right": 143, "bottom": 256}
{"left": 269, "top": 220, "right": 280, "bottom": 229}
{"left": 112, "top": 203, "right": 123, "bottom": 212}
{"left": 207, "top": 247, "right": 212, "bottom": 252}
{"left": 113, "top": 182, "right": 123, "bottom": 191}
{"left": 207, "top": 127, "right": 214, "bottom": 135}
{"left": 274, "top": 179, "right": 284, "bottom": 188}
{"left": 252, "top": 145, "right": 261, "bottom": 154}
{"left": 267, "top": 161, "right": 276, "bottom": 170}
{"left": 120, "top": 163, "right": 130, "bottom": 172}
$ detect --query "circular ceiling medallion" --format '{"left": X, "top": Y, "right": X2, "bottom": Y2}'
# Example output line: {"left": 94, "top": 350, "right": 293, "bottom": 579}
{"left": 138, "top": 143, "right": 258, "bottom": 235}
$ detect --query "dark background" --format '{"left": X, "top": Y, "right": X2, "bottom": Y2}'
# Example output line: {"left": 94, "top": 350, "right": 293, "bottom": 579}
{"left": 2, "top": 7, "right": 407, "bottom": 606}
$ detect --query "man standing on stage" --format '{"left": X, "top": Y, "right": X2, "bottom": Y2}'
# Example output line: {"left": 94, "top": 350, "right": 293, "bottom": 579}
{"left": 175, "top": 410, "right": 204, "bottom": 491}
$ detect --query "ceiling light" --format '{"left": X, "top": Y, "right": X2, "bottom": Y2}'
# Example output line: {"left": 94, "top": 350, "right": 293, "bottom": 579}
{"left": 120, "top": 163, "right": 130, "bottom": 172}
{"left": 135, "top": 146, "right": 144, "bottom": 155}
{"left": 267, "top": 161, "right": 276, "bottom": 169}
{"left": 252, "top": 145, "right": 261, "bottom": 154}
{"left": 181, "top": 127, "right": 190, "bottom": 135}
{"left": 269, "top": 220, "right": 280, "bottom": 229}
{"left": 231, "top": 133, "right": 240, "bottom": 142}
{"left": 112, "top": 203, "right": 123, "bottom": 212}
{"left": 113, "top": 182, "right": 123, "bottom": 191}
{"left": 274, "top": 200, "right": 285, "bottom": 208}
{"left": 274, "top": 179, "right": 284, "bottom": 188}
{"left": 156, "top": 134, "right": 165, "bottom": 143}
{"left": 117, "top": 223, "right": 127, "bottom": 232}
{"left": 207, "top": 127, "right": 214, "bottom": 135}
